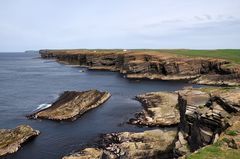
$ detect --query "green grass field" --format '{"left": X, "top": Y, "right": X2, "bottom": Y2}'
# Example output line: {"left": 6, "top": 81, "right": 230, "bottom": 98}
{"left": 187, "top": 145, "right": 240, "bottom": 159}
{"left": 108, "top": 49, "right": 240, "bottom": 64}
{"left": 45, "top": 49, "right": 240, "bottom": 64}
{"left": 160, "top": 49, "right": 240, "bottom": 64}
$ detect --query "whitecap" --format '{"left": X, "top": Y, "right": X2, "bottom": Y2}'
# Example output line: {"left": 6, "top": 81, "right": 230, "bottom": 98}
{"left": 34, "top": 103, "right": 52, "bottom": 111}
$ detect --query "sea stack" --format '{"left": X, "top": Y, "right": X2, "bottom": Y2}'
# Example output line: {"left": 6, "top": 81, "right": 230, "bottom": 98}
{"left": 29, "top": 90, "right": 111, "bottom": 121}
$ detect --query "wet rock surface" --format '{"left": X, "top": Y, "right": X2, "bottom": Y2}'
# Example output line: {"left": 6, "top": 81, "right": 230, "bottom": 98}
{"left": 40, "top": 49, "right": 240, "bottom": 86}
{"left": 29, "top": 90, "right": 111, "bottom": 121}
{"left": 0, "top": 125, "right": 40, "bottom": 156}
{"left": 129, "top": 92, "right": 180, "bottom": 126}
{"left": 63, "top": 129, "right": 177, "bottom": 159}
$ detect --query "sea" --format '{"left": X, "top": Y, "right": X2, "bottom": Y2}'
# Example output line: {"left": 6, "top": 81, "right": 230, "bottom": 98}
{"left": 0, "top": 52, "right": 201, "bottom": 159}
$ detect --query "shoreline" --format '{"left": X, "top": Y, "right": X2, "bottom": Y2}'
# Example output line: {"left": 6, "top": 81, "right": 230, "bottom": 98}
{"left": 39, "top": 49, "right": 240, "bottom": 87}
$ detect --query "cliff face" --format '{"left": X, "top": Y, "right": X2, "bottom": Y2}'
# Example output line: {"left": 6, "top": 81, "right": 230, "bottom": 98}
{"left": 175, "top": 88, "right": 240, "bottom": 156}
{"left": 39, "top": 49, "right": 240, "bottom": 86}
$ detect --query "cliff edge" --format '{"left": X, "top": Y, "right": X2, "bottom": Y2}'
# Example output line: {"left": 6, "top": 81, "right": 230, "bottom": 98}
{"left": 39, "top": 49, "right": 240, "bottom": 86}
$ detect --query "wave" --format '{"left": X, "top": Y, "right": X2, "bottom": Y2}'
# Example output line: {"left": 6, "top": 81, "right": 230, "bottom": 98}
{"left": 34, "top": 103, "right": 52, "bottom": 111}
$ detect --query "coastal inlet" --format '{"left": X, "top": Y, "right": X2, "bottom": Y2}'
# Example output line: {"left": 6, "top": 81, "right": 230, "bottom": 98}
{"left": 0, "top": 52, "right": 196, "bottom": 159}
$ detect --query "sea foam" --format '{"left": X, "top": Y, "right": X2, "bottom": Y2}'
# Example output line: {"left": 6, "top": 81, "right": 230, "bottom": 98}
{"left": 35, "top": 103, "right": 52, "bottom": 111}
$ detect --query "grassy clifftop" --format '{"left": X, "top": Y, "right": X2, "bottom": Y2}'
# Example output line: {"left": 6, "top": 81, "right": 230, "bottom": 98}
{"left": 162, "top": 49, "right": 240, "bottom": 64}
{"left": 41, "top": 49, "right": 240, "bottom": 64}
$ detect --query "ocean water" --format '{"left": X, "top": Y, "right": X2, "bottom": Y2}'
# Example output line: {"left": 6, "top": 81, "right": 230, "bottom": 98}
{"left": 0, "top": 52, "right": 200, "bottom": 159}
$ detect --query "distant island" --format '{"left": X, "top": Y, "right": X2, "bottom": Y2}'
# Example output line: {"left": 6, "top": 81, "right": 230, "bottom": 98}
{"left": 25, "top": 50, "right": 39, "bottom": 53}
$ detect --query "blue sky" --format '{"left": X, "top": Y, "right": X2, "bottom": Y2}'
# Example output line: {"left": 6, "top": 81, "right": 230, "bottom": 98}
{"left": 0, "top": 0, "right": 240, "bottom": 51}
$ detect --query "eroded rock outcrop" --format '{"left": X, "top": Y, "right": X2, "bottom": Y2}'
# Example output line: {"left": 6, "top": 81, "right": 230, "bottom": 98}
{"left": 29, "top": 90, "right": 111, "bottom": 121}
{"left": 129, "top": 92, "right": 180, "bottom": 126}
{"left": 63, "top": 129, "right": 177, "bottom": 159}
{"left": 39, "top": 49, "right": 240, "bottom": 86}
{"left": 0, "top": 125, "right": 40, "bottom": 156}
{"left": 60, "top": 87, "right": 240, "bottom": 159}
{"left": 186, "top": 115, "right": 240, "bottom": 159}
{"left": 175, "top": 87, "right": 240, "bottom": 156}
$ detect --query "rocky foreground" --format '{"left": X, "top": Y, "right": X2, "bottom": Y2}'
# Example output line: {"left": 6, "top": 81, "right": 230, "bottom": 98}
{"left": 40, "top": 49, "right": 240, "bottom": 86}
{"left": 129, "top": 92, "right": 180, "bottom": 126}
{"left": 62, "top": 87, "right": 240, "bottom": 159}
{"left": 29, "top": 90, "right": 111, "bottom": 121}
{"left": 0, "top": 125, "right": 39, "bottom": 157}
{"left": 63, "top": 129, "right": 177, "bottom": 159}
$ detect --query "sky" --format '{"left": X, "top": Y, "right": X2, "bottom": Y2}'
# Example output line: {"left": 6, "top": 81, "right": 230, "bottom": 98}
{"left": 0, "top": 0, "right": 240, "bottom": 51}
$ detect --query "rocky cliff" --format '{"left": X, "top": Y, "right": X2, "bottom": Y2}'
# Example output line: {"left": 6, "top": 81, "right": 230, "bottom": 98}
{"left": 175, "top": 87, "right": 240, "bottom": 157}
{"left": 60, "top": 88, "right": 240, "bottom": 158}
{"left": 187, "top": 115, "right": 240, "bottom": 159}
{"left": 39, "top": 49, "right": 240, "bottom": 86}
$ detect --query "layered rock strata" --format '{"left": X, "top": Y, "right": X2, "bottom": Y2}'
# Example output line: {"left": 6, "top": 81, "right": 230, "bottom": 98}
{"left": 175, "top": 88, "right": 240, "bottom": 156}
{"left": 39, "top": 49, "right": 240, "bottom": 86}
{"left": 60, "top": 88, "right": 240, "bottom": 158}
{"left": 0, "top": 125, "right": 40, "bottom": 156}
{"left": 129, "top": 92, "right": 180, "bottom": 126}
{"left": 29, "top": 90, "right": 111, "bottom": 121}
{"left": 187, "top": 116, "right": 240, "bottom": 159}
